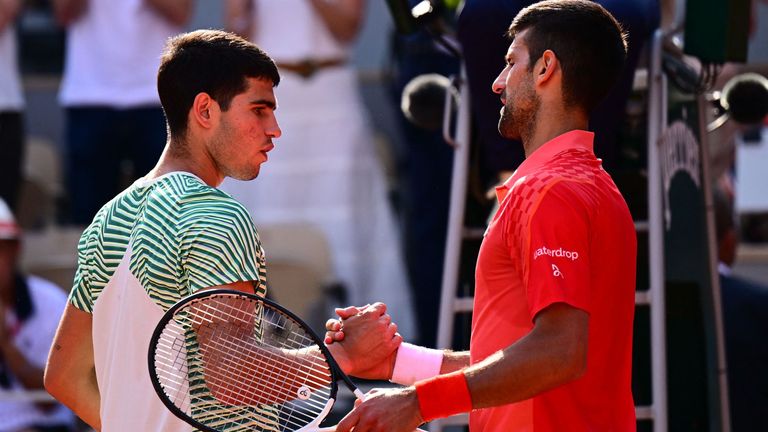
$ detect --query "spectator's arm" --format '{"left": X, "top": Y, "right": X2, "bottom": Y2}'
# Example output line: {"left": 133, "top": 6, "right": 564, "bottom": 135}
{"left": 0, "top": 331, "right": 59, "bottom": 412}
{"left": 0, "top": 0, "right": 20, "bottom": 32}
{"left": 44, "top": 304, "right": 101, "bottom": 431}
{"left": 224, "top": 0, "right": 252, "bottom": 39}
{"left": 145, "top": 0, "right": 193, "bottom": 27}
{"left": 52, "top": 0, "right": 87, "bottom": 26}
{"left": 0, "top": 338, "right": 45, "bottom": 389}
{"left": 308, "top": 0, "right": 365, "bottom": 44}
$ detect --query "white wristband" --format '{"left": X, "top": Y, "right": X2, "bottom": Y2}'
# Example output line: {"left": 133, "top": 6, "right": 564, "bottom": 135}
{"left": 390, "top": 342, "right": 444, "bottom": 385}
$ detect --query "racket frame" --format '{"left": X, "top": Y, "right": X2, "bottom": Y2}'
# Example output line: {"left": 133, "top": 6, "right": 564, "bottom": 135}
{"left": 148, "top": 288, "right": 363, "bottom": 432}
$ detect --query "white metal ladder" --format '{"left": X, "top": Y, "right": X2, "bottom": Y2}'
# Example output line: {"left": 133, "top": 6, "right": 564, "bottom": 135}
{"left": 429, "top": 30, "right": 668, "bottom": 432}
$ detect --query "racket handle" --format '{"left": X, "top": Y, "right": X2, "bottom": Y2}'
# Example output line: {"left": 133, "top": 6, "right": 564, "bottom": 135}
{"left": 353, "top": 388, "right": 366, "bottom": 400}
{"left": 315, "top": 427, "right": 427, "bottom": 432}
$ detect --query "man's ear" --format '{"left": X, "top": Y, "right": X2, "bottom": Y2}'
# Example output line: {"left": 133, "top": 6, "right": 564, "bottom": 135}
{"left": 190, "top": 92, "right": 220, "bottom": 130}
{"left": 535, "top": 49, "right": 558, "bottom": 84}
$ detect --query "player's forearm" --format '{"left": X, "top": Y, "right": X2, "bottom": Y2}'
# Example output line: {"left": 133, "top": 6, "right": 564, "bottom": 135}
{"left": 439, "top": 350, "right": 470, "bottom": 375}
{"left": 208, "top": 346, "right": 333, "bottom": 406}
{"left": 45, "top": 304, "right": 100, "bottom": 429}
{"left": 307, "top": 0, "right": 364, "bottom": 43}
{"left": 145, "top": 0, "right": 192, "bottom": 26}
{"left": 463, "top": 325, "right": 587, "bottom": 408}
{"left": 44, "top": 366, "right": 101, "bottom": 430}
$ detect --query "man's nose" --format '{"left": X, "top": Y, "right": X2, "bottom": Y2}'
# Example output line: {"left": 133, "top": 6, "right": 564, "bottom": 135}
{"left": 267, "top": 118, "right": 282, "bottom": 138}
{"left": 492, "top": 69, "right": 508, "bottom": 94}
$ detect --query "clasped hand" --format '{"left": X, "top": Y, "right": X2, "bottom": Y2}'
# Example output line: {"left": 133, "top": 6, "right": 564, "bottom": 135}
{"left": 325, "top": 303, "right": 401, "bottom": 380}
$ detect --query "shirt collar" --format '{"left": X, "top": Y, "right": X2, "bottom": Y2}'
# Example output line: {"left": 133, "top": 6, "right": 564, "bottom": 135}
{"left": 495, "top": 130, "right": 595, "bottom": 203}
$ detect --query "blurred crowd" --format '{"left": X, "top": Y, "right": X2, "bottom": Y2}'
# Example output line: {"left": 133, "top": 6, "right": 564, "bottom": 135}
{"left": 0, "top": 0, "right": 767, "bottom": 431}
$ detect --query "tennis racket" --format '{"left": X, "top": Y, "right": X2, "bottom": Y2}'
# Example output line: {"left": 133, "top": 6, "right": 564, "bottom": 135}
{"left": 148, "top": 289, "right": 423, "bottom": 432}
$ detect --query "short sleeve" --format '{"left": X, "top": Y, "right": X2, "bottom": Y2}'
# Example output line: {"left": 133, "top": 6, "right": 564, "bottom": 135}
{"left": 522, "top": 181, "right": 592, "bottom": 319}
{"left": 68, "top": 225, "right": 97, "bottom": 313}
{"left": 181, "top": 204, "right": 266, "bottom": 295}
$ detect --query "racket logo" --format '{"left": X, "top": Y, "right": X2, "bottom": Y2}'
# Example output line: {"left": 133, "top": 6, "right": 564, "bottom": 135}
{"left": 297, "top": 385, "right": 312, "bottom": 400}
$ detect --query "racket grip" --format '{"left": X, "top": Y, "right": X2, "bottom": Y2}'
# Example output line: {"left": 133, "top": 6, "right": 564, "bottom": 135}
{"left": 315, "top": 427, "right": 427, "bottom": 432}
{"left": 353, "top": 388, "right": 366, "bottom": 401}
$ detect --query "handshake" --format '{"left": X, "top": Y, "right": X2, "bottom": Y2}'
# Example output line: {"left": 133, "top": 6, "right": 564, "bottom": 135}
{"left": 322, "top": 303, "right": 445, "bottom": 432}
{"left": 322, "top": 303, "right": 401, "bottom": 380}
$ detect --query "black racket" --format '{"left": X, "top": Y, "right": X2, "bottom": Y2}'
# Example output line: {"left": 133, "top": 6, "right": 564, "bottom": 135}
{"left": 148, "top": 289, "right": 424, "bottom": 432}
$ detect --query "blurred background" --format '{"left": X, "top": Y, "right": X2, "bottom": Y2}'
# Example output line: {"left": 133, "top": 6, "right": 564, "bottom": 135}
{"left": 2, "top": 0, "right": 768, "bottom": 431}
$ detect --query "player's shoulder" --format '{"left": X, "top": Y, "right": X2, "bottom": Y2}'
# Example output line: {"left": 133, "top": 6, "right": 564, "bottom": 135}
{"left": 158, "top": 177, "right": 254, "bottom": 234}
{"left": 142, "top": 173, "right": 247, "bottom": 218}
{"left": 542, "top": 148, "right": 601, "bottom": 183}
{"left": 515, "top": 150, "right": 602, "bottom": 197}
{"left": 76, "top": 187, "right": 135, "bottom": 249}
{"left": 506, "top": 157, "right": 604, "bottom": 224}
{"left": 180, "top": 188, "right": 251, "bottom": 224}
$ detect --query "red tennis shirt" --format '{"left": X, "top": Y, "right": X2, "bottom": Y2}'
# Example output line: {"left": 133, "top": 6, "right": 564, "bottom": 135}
{"left": 470, "top": 130, "right": 637, "bottom": 431}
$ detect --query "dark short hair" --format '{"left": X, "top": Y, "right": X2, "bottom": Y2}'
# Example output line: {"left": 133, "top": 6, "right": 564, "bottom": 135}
{"left": 158, "top": 29, "right": 280, "bottom": 139}
{"left": 508, "top": 0, "right": 627, "bottom": 112}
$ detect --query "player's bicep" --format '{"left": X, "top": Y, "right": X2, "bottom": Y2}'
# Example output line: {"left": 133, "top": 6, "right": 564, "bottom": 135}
{"left": 531, "top": 302, "right": 589, "bottom": 374}
{"left": 45, "top": 303, "right": 96, "bottom": 400}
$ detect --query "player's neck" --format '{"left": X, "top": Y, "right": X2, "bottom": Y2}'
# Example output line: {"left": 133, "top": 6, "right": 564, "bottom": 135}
{"left": 146, "top": 140, "right": 223, "bottom": 187}
{"left": 523, "top": 107, "right": 588, "bottom": 158}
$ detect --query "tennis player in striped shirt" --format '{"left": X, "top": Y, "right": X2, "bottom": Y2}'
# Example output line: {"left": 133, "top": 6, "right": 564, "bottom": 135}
{"left": 44, "top": 29, "right": 400, "bottom": 431}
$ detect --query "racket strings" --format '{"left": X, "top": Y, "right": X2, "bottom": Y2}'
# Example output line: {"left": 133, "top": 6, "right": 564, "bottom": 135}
{"left": 196, "top": 307, "right": 333, "bottom": 397}
{"left": 160, "top": 303, "right": 332, "bottom": 429}
{"left": 153, "top": 294, "right": 336, "bottom": 431}
{"left": 190, "top": 298, "right": 334, "bottom": 393}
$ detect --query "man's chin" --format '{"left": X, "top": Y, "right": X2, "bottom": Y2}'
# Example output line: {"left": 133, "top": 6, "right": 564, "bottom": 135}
{"left": 498, "top": 124, "right": 519, "bottom": 141}
{"left": 230, "top": 169, "right": 261, "bottom": 182}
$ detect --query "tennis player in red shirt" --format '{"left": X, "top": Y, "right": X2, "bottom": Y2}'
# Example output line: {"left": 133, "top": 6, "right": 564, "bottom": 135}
{"left": 330, "top": 1, "right": 636, "bottom": 430}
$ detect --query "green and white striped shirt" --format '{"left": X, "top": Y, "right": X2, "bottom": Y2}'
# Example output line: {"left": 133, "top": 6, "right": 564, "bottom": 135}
{"left": 70, "top": 171, "right": 267, "bottom": 312}
{"left": 70, "top": 172, "right": 268, "bottom": 432}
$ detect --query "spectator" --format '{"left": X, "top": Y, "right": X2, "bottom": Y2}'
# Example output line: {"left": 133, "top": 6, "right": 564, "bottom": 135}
{"left": 52, "top": 0, "right": 193, "bottom": 225}
{"left": 0, "top": 197, "right": 74, "bottom": 432}
{"left": 0, "top": 0, "right": 24, "bottom": 212}
{"left": 220, "top": 0, "right": 416, "bottom": 339}
{"left": 713, "top": 182, "right": 768, "bottom": 431}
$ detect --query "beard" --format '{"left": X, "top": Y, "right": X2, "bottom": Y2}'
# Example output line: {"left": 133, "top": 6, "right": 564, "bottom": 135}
{"left": 210, "top": 122, "right": 261, "bottom": 182}
{"left": 498, "top": 77, "right": 540, "bottom": 143}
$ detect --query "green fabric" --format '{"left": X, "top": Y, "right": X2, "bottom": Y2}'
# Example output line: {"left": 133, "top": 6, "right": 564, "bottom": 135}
{"left": 69, "top": 172, "right": 267, "bottom": 312}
